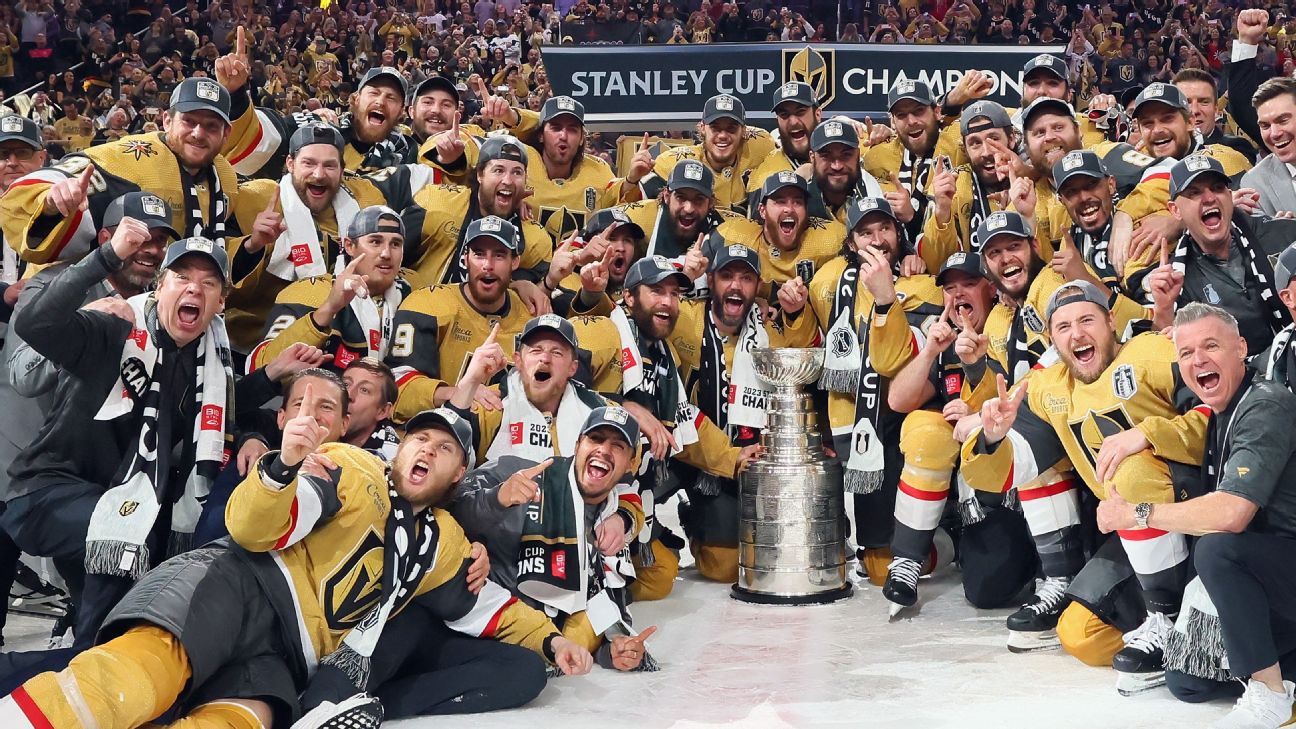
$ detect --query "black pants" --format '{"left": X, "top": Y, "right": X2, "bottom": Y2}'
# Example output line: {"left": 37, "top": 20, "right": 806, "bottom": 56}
{"left": 1195, "top": 531, "right": 1296, "bottom": 678}
{"left": 0, "top": 503, "right": 23, "bottom": 637}
{"left": 300, "top": 603, "right": 548, "bottom": 719}
{"left": 959, "top": 505, "right": 1038, "bottom": 609}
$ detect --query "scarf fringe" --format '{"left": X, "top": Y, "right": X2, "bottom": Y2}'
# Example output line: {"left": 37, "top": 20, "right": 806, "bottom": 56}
{"left": 167, "top": 531, "right": 194, "bottom": 558}
{"left": 320, "top": 643, "right": 373, "bottom": 691}
{"left": 844, "top": 468, "right": 883, "bottom": 495}
{"left": 637, "top": 650, "right": 661, "bottom": 673}
{"left": 958, "top": 495, "right": 987, "bottom": 526}
{"left": 1003, "top": 487, "right": 1020, "bottom": 512}
{"left": 818, "top": 368, "right": 859, "bottom": 394}
{"left": 693, "top": 473, "right": 722, "bottom": 497}
{"left": 1164, "top": 609, "right": 1229, "bottom": 682}
{"left": 85, "top": 540, "right": 151, "bottom": 580}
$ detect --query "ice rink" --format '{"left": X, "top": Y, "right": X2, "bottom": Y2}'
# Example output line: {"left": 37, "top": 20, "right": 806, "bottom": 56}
{"left": 3, "top": 548, "right": 1238, "bottom": 728}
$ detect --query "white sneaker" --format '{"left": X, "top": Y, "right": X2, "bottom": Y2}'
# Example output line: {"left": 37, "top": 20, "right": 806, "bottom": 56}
{"left": 1213, "top": 679, "right": 1295, "bottom": 729}
{"left": 291, "top": 693, "right": 384, "bottom": 729}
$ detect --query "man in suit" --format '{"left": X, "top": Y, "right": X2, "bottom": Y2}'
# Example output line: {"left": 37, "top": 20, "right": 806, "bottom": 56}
{"left": 1229, "top": 10, "right": 1296, "bottom": 216}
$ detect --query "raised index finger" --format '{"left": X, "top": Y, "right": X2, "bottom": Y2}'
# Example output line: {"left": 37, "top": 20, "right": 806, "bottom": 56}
{"left": 482, "top": 322, "right": 500, "bottom": 346}
{"left": 995, "top": 372, "right": 1008, "bottom": 401}
{"left": 298, "top": 382, "right": 318, "bottom": 419}
{"left": 78, "top": 164, "right": 95, "bottom": 192}
{"left": 1159, "top": 241, "right": 1169, "bottom": 268}
{"left": 264, "top": 186, "right": 280, "bottom": 214}
{"left": 344, "top": 252, "right": 366, "bottom": 273}
{"left": 522, "top": 457, "right": 554, "bottom": 478}
{"left": 640, "top": 132, "right": 649, "bottom": 152}
{"left": 236, "top": 26, "right": 246, "bottom": 57}
{"left": 629, "top": 625, "right": 658, "bottom": 645}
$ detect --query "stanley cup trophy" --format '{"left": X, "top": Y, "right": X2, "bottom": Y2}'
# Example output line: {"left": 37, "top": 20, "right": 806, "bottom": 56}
{"left": 731, "top": 347, "right": 852, "bottom": 604}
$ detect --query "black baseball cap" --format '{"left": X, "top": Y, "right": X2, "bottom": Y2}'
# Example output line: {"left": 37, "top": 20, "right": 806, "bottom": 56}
{"left": 960, "top": 100, "right": 1012, "bottom": 136}
{"left": 413, "top": 75, "right": 459, "bottom": 103}
{"left": 539, "top": 95, "right": 584, "bottom": 127}
{"left": 1052, "top": 149, "right": 1108, "bottom": 190}
{"left": 579, "top": 405, "right": 641, "bottom": 448}
{"left": 464, "top": 215, "right": 523, "bottom": 253}
{"left": 347, "top": 205, "right": 405, "bottom": 240}
{"left": 404, "top": 407, "right": 474, "bottom": 465}
{"left": 1169, "top": 154, "right": 1229, "bottom": 198}
{"left": 624, "top": 255, "right": 692, "bottom": 291}
{"left": 1131, "top": 82, "right": 1188, "bottom": 117}
{"left": 702, "top": 94, "right": 745, "bottom": 125}
{"left": 102, "top": 192, "right": 180, "bottom": 239}
{"left": 1022, "top": 53, "right": 1068, "bottom": 82}
{"left": 759, "top": 170, "right": 809, "bottom": 202}
{"left": 811, "top": 119, "right": 859, "bottom": 151}
{"left": 845, "top": 196, "right": 898, "bottom": 231}
{"left": 1044, "top": 279, "right": 1111, "bottom": 323}
{"left": 936, "top": 251, "right": 985, "bottom": 285}
{"left": 169, "top": 78, "right": 231, "bottom": 125}
{"left": 709, "top": 242, "right": 761, "bottom": 276}
{"left": 519, "top": 313, "right": 579, "bottom": 350}
{"left": 359, "top": 66, "right": 409, "bottom": 102}
{"left": 772, "top": 81, "right": 816, "bottom": 110}
{"left": 1273, "top": 241, "right": 1296, "bottom": 287}
{"left": 0, "top": 115, "right": 42, "bottom": 149}
{"left": 583, "top": 208, "right": 644, "bottom": 240}
{"left": 479, "top": 134, "right": 529, "bottom": 168}
{"left": 289, "top": 123, "right": 345, "bottom": 156}
{"left": 976, "top": 211, "right": 1034, "bottom": 251}
{"left": 667, "top": 159, "right": 714, "bottom": 196}
{"left": 1021, "top": 97, "right": 1076, "bottom": 132}
{"left": 162, "top": 236, "right": 229, "bottom": 282}
{"left": 887, "top": 79, "right": 936, "bottom": 110}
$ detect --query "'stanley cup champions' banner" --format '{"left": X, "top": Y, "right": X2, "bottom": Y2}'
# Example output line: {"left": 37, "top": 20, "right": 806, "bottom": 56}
{"left": 542, "top": 44, "right": 1067, "bottom": 127}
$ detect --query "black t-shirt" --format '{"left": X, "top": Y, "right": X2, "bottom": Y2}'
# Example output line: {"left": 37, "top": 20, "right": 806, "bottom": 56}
{"left": 1210, "top": 379, "right": 1296, "bottom": 540}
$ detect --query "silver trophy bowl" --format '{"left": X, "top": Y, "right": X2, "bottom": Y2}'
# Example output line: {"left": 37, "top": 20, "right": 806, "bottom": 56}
{"left": 732, "top": 347, "right": 851, "bottom": 605}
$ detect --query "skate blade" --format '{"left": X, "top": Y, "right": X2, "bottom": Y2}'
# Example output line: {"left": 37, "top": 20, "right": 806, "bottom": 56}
{"left": 1115, "top": 670, "right": 1166, "bottom": 696}
{"left": 887, "top": 600, "right": 915, "bottom": 620}
{"left": 1006, "top": 629, "right": 1060, "bottom": 653}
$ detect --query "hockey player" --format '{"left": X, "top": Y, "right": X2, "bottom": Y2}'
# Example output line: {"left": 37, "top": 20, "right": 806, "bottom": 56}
{"left": 747, "top": 82, "right": 823, "bottom": 190}
{"left": 340, "top": 358, "right": 401, "bottom": 461}
{"left": 406, "top": 75, "right": 471, "bottom": 147}
{"left": 1012, "top": 53, "right": 1118, "bottom": 147}
{"left": 401, "top": 134, "right": 553, "bottom": 299}
{"left": 386, "top": 215, "right": 535, "bottom": 422}
{"left": 881, "top": 252, "right": 1034, "bottom": 614}
{"left": 963, "top": 280, "right": 1208, "bottom": 695}
{"left": 780, "top": 196, "right": 943, "bottom": 584}
{"left": 717, "top": 171, "right": 845, "bottom": 291}
{"left": 568, "top": 257, "right": 757, "bottom": 600}
{"left": 549, "top": 208, "right": 645, "bottom": 306}
{"left": 0, "top": 77, "right": 238, "bottom": 268}
{"left": 452, "top": 405, "right": 658, "bottom": 669}
{"left": 806, "top": 119, "right": 888, "bottom": 226}
{"left": 0, "top": 391, "right": 593, "bottom": 728}
{"left": 668, "top": 243, "right": 812, "bottom": 584}
{"left": 249, "top": 205, "right": 413, "bottom": 373}
{"left": 637, "top": 93, "right": 777, "bottom": 212}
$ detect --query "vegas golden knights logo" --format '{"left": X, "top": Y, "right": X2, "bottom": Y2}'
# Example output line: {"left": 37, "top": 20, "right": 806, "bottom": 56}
{"left": 322, "top": 528, "right": 386, "bottom": 629}
{"left": 1067, "top": 405, "right": 1134, "bottom": 473}
{"left": 783, "top": 47, "right": 836, "bottom": 108}
{"left": 1120, "top": 65, "right": 1134, "bottom": 82}
{"left": 119, "top": 500, "right": 139, "bottom": 517}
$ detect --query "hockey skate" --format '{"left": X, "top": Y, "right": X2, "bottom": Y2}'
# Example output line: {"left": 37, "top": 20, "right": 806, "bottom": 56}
{"left": 9, "top": 562, "right": 68, "bottom": 618}
{"left": 883, "top": 557, "right": 921, "bottom": 618}
{"left": 1113, "top": 611, "right": 1173, "bottom": 696}
{"left": 291, "top": 694, "right": 384, "bottom": 729}
{"left": 1005, "top": 577, "right": 1070, "bottom": 653}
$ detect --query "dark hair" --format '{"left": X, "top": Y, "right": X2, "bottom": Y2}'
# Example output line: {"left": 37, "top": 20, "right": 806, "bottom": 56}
{"left": 1173, "top": 68, "right": 1217, "bottom": 96}
{"left": 283, "top": 367, "right": 350, "bottom": 415}
{"left": 343, "top": 356, "right": 398, "bottom": 405}
{"left": 1253, "top": 76, "right": 1296, "bottom": 111}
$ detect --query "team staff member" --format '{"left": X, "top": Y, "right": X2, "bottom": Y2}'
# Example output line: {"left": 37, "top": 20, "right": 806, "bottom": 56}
{"left": 250, "top": 205, "right": 413, "bottom": 373}
{"left": 0, "top": 392, "right": 593, "bottom": 729}
{"left": 0, "top": 77, "right": 238, "bottom": 268}
{"left": 225, "top": 124, "right": 397, "bottom": 349}
{"left": 881, "top": 253, "right": 1034, "bottom": 614}
{"left": 452, "top": 406, "right": 657, "bottom": 670}
{"left": 717, "top": 171, "right": 845, "bottom": 293}
{"left": 568, "top": 257, "right": 754, "bottom": 600}
{"left": 401, "top": 134, "right": 553, "bottom": 298}
{"left": 1120, "top": 305, "right": 1296, "bottom": 728}
{"left": 386, "top": 216, "right": 535, "bottom": 422}
{"left": 4, "top": 228, "right": 236, "bottom": 647}
{"left": 637, "top": 94, "right": 777, "bottom": 212}
{"left": 963, "top": 281, "right": 1208, "bottom": 696}
{"left": 781, "top": 196, "right": 943, "bottom": 584}
{"left": 341, "top": 358, "right": 402, "bottom": 460}
{"left": 669, "top": 244, "right": 811, "bottom": 584}
{"left": 1133, "top": 155, "right": 1294, "bottom": 355}
{"left": 216, "top": 30, "right": 417, "bottom": 177}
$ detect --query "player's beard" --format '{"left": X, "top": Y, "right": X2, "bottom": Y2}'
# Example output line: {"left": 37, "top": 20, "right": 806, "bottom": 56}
{"left": 710, "top": 288, "right": 754, "bottom": 330}
{"left": 988, "top": 251, "right": 1045, "bottom": 301}
{"left": 630, "top": 299, "right": 677, "bottom": 341}
{"left": 1060, "top": 333, "right": 1118, "bottom": 384}
{"left": 898, "top": 122, "right": 938, "bottom": 156}
{"left": 292, "top": 175, "right": 340, "bottom": 214}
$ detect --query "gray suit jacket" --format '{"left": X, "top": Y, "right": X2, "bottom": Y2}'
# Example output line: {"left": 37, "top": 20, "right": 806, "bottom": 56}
{"left": 1242, "top": 155, "right": 1296, "bottom": 218}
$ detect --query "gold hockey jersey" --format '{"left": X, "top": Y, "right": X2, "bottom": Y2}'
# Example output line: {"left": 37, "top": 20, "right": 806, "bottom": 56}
{"left": 714, "top": 215, "right": 846, "bottom": 288}
{"left": 643, "top": 130, "right": 778, "bottom": 211}
{"left": 1115, "top": 142, "right": 1253, "bottom": 225}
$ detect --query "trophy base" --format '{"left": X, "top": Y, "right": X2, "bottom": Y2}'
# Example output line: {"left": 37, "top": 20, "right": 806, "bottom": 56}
{"left": 729, "top": 583, "right": 854, "bottom": 606}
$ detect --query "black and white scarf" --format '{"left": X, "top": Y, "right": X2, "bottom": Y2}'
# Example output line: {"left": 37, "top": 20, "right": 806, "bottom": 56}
{"left": 266, "top": 175, "right": 360, "bottom": 280}
{"left": 338, "top": 112, "right": 415, "bottom": 173}
{"left": 693, "top": 305, "right": 768, "bottom": 496}
{"left": 361, "top": 423, "right": 401, "bottom": 463}
{"left": 643, "top": 205, "right": 724, "bottom": 299}
{"left": 320, "top": 474, "right": 439, "bottom": 690}
{"left": 1264, "top": 325, "right": 1296, "bottom": 393}
{"left": 174, "top": 148, "right": 228, "bottom": 249}
{"left": 967, "top": 171, "right": 999, "bottom": 252}
{"left": 1170, "top": 219, "right": 1288, "bottom": 335}
{"left": 84, "top": 294, "right": 233, "bottom": 579}
{"left": 1068, "top": 220, "right": 1122, "bottom": 293}
{"left": 819, "top": 265, "right": 886, "bottom": 493}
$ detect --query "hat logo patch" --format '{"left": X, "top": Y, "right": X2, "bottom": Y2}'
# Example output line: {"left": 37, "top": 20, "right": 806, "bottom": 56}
{"left": 651, "top": 255, "right": 674, "bottom": 270}
{"left": 777, "top": 171, "right": 798, "bottom": 183}
{"left": 1145, "top": 84, "right": 1164, "bottom": 98}
{"left": 1185, "top": 155, "right": 1210, "bottom": 171}
{"left": 727, "top": 244, "right": 750, "bottom": 257}
{"left": 538, "top": 313, "right": 564, "bottom": 327}
{"left": 859, "top": 198, "right": 878, "bottom": 210}
{"left": 480, "top": 217, "right": 503, "bottom": 232}
{"left": 0, "top": 117, "right": 22, "bottom": 133}
{"left": 824, "top": 121, "right": 843, "bottom": 137}
{"left": 715, "top": 95, "right": 735, "bottom": 111}
{"left": 684, "top": 163, "right": 704, "bottom": 181}
{"left": 437, "top": 408, "right": 460, "bottom": 424}
{"left": 186, "top": 239, "right": 214, "bottom": 254}
{"left": 604, "top": 407, "right": 629, "bottom": 424}
{"left": 195, "top": 81, "right": 221, "bottom": 101}
{"left": 556, "top": 97, "right": 575, "bottom": 110}
{"left": 1062, "top": 152, "right": 1084, "bottom": 171}
{"left": 1032, "top": 53, "right": 1052, "bottom": 64}
{"left": 142, "top": 198, "right": 166, "bottom": 217}
{"left": 779, "top": 82, "right": 799, "bottom": 98}
{"left": 947, "top": 252, "right": 966, "bottom": 266}
{"left": 895, "top": 80, "right": 916, "bottom": 94}
{"left": 987, "top": 213, "right": 1008, "bottom": 231}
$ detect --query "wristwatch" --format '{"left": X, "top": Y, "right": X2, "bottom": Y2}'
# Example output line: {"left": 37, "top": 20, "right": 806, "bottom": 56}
{"left": 1134, "top": 502, "right": 1153, "bottom": 530}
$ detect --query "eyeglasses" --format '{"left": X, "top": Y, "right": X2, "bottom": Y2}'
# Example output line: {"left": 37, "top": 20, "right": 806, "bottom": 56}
{"left": 0, "top": 147, "right": 37, "bottom": 162}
